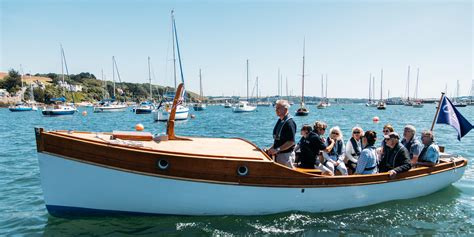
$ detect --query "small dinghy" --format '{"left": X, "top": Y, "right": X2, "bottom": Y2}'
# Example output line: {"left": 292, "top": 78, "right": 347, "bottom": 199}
{"left": 35, "top": 84, "right": 468, "bottom": 217}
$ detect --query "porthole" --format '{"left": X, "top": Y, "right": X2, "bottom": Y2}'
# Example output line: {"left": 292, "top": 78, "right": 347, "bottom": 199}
{"left": 237, "top": 166, "right": 249, "bottom": 176}
{"left": 157, "top": 159, "right": 169, "bottom": 170}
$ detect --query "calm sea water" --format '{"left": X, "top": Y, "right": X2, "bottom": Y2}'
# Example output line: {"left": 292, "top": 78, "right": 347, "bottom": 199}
{"left": 1, "top": 104, "right": 473, "bottom": 235}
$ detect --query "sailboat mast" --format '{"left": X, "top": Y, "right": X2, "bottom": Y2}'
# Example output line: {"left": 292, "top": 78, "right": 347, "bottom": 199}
{"left": 407, "top": 66, "right": 410, "bottom": 101}
{"left": 286, "top": 77, "right": 288, "bottom": 101}
{"left": 380, "top": 69, "right": 384, "bottom": 100}
{"left": 256, "top": 76, "right": 259, "bottom": 103}
{"left": 199, "top": 69, "right": 203, "bottom": 100}
{"left": 246, "top": 59, "right": 249, "bottom": 102}
{"left": 415, "top": 68, "right": 419, "bottom": 100}
{"left": 321, "top": 74, "right": 324, "bottom": 98}
{"left": 101, "top": 69, "right": 105, "bottom": 99}
{"left": 277, "top": 68, "right": 280, "bottom": 97}
{"left": 148, "top": 56, "right": 152, "bottom": 100}
{"left": 325, "top": 74, "right": 328, "bottom": 99}
{"left": 369, "top": 73, "right": 372, "bottom": 102}
{"left": 112, "top": 56, "right": 116, "bottom": 98}
{"left": 301, "top": 39, "right": 305, "bottom": 104}
{"left": 172, "top": 13, "right": 177, "bottom": 90}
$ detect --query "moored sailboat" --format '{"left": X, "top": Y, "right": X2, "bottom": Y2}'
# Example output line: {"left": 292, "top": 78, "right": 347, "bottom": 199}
{"left": 295, "top": 39, "right": 309, "bottom": 116}
{"left": 154, "top": 11, "right": 190, "bottom": 121}
{"left": 376, "top": 69, "right": 386, "bottom": 110}
{"left": 233, "top": 60, "right": 256, "bottom": 113}
{"left": 192, "top": 69, "right": 206, "bottom": 111}
{"left": 41, "top": 45, "right": 77, "bottom": 116}
{"left": 135, "top": 57, "right": 156, "bottom": 114}
{"left": 412, "top": 68, "right": 424, "bottom": 108}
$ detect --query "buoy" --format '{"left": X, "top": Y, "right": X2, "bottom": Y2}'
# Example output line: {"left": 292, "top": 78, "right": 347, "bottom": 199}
{"left": 82, "top": 111, "right": 87, "bottom": 116}
{"left": 191, "top": 114, "right": 196, "bottom": 119}
{"left": 135, "top": 123, "right": 144, "bottom": 131}
{"left": 372, "top": 116, "right": 380, "bottom": 123}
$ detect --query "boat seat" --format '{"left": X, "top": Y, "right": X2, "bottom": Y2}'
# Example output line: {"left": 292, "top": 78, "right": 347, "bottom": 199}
{"left": 112, "top": 131, "right": 154, "bottom": 141}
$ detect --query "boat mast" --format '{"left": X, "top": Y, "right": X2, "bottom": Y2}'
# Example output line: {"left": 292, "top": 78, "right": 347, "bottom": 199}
{"left": 415, "top": 68, "right": 419, "bottom": 100}
{"left": 301, "top": 38, "right": 305, "bottom": 105}
{"left": 101, "top": 69, "right": 106, "bottom": 99}
{"left": 321, "top": 74, "right": 324, "bottom": 99}
{"left": 172, "top": 12, "right": 177, "bottom": 90}
{"left": 246, "top": 59, "right": 249, "bottom": 102}
{"left": 325, "top": 74, "right": 328, "bottom": 100}
{"left": 256, "top": 76, "right": 259, "bottom": 103}
{"left": 380, "top": 69, "right": 383, "bottom": 100}
{"left": 112, "top": 56, "right": 116, "bottom": 98}
{"left": 199, "top": 68, "right": 203, "bottom": 101}
{"left": 368, "top": 73, "right": 372, "bottom": 102}
{"left": 407, "top": 66, "right": 410, "bottom": 102}
{"left": 148, "top": 56, "right": 152, "bottom": 100}
{"left": 286, "top": 77, "right": 288, "bottom": 101}
{"left": 277, "top": 68, "right": 280, "bottom": 98}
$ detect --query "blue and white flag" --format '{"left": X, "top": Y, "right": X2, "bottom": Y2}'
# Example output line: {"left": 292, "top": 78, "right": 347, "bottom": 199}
{"left": 436, "top": 96, "right": 473, "bottom": 141}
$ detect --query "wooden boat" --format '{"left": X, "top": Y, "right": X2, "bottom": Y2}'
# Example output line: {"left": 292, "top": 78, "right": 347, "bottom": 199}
{"left": 35, "top": 83, "right": 468, "bottom": 217}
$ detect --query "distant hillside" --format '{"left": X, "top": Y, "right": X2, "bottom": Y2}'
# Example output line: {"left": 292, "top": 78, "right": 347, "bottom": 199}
{"left": 0, "top": 70, "right": 203, "bottom": 103}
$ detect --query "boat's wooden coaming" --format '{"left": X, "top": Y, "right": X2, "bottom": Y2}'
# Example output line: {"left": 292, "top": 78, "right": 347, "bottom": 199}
{"left": 36, "top": 129, "right": 468, "bottom": 188}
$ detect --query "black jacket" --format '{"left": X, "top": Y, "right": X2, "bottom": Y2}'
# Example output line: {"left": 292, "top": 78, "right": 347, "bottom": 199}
{"left": 379, "top": 143, "right": 412, "bottom": 173}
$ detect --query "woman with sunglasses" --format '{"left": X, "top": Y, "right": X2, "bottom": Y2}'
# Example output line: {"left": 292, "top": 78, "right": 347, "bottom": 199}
{"left": 322, "top": 126, "right": 348, "bottom": 175}
{"left": 345, "top": 126, "right": 364, "bottom": 174}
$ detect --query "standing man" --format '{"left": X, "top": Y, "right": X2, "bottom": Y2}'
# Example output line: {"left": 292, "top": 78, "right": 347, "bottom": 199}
{"left": 379, "top": 132, "right": 412, "bottom": 178}
{"left": 267, "top": 100, "right": 297, "bottom": 168}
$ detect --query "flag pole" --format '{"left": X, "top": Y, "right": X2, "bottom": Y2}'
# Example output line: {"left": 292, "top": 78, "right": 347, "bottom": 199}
{"left": 430, "top": 92, "right": 445, "bottom": 131}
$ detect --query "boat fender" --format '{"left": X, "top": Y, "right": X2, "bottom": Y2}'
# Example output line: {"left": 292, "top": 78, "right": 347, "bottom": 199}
{"left": 237, "top": 166, "right": 248, "bottom": 176}
{"left": 157, "top": 159, "right": 169, "bottom": 170}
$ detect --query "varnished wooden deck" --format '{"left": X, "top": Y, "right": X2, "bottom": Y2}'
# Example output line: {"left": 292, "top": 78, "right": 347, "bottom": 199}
{"left": 55, "top": 131, "right": 269, "bottom": 160}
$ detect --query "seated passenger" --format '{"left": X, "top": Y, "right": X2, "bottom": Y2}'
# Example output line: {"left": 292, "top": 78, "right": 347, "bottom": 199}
{"left": 378, "top": 124, "right": 394, "bottom": 157}
{"left": 415, "top": 130, "right": 439, "bottom": 167}
{"left": 401, "top": 125, "right": 422, "bottom": 164}
{"left": 345, "top": 126, "right": 364, "bottom": 174}
{"left": 295, "top": 124, "right": 333, "bottom": 175}
{"left": 312, "top": 121, "right": 336, "bottom": 175}
{"left": 379, "top": 132, "right": 412, "bottom": 178}
{"left": 355, "top": 130, "right": 378, "bottom": 175}
{"left": 323, "top": 126, "right": 348, "bottom": 175}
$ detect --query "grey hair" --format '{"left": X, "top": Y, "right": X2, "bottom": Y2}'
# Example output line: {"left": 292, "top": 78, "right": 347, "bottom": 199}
{"left": 329, "top": 126, "right": 343, "bottom": 140}
{"left": 276, "top": 100, "right": 290, "bottom": 109}
{"left": 421, "top": 130, "right": 434, "bottom": 141}
{"left": 404, "top": 125, "right": 416, "bottom": 134}
{"left": 352, "top": 126, "right": 364, "bottom": 134}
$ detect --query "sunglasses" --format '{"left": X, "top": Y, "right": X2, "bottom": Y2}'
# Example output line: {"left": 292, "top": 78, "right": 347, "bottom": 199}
{"left": 353, "top": 131, "right": 361, "bottom": 134}
{"left": 332, "top": 132, "right": 340, "bottom": 135}
{"left": 383, "top": 130, "right": 390, "bottom": 133}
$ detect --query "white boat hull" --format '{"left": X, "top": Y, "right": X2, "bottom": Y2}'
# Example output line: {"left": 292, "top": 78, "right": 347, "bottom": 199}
{"left": 93, "top": 105, "right": 127, "bottom": 113}
{"left": 38, "top": 152, "right": 466, "bottom": 216}
{"left": 153, "top": 106, "right": 189, "bottom": 121}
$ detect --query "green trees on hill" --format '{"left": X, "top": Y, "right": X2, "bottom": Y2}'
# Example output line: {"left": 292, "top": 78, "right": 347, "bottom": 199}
{"left": 0, "top": 70, "right": 22, "bottom": 94}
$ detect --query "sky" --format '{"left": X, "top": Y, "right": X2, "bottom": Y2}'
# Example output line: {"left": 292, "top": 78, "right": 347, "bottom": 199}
{"left": 1, "top": 0, "right": 472, "bottom": 98}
